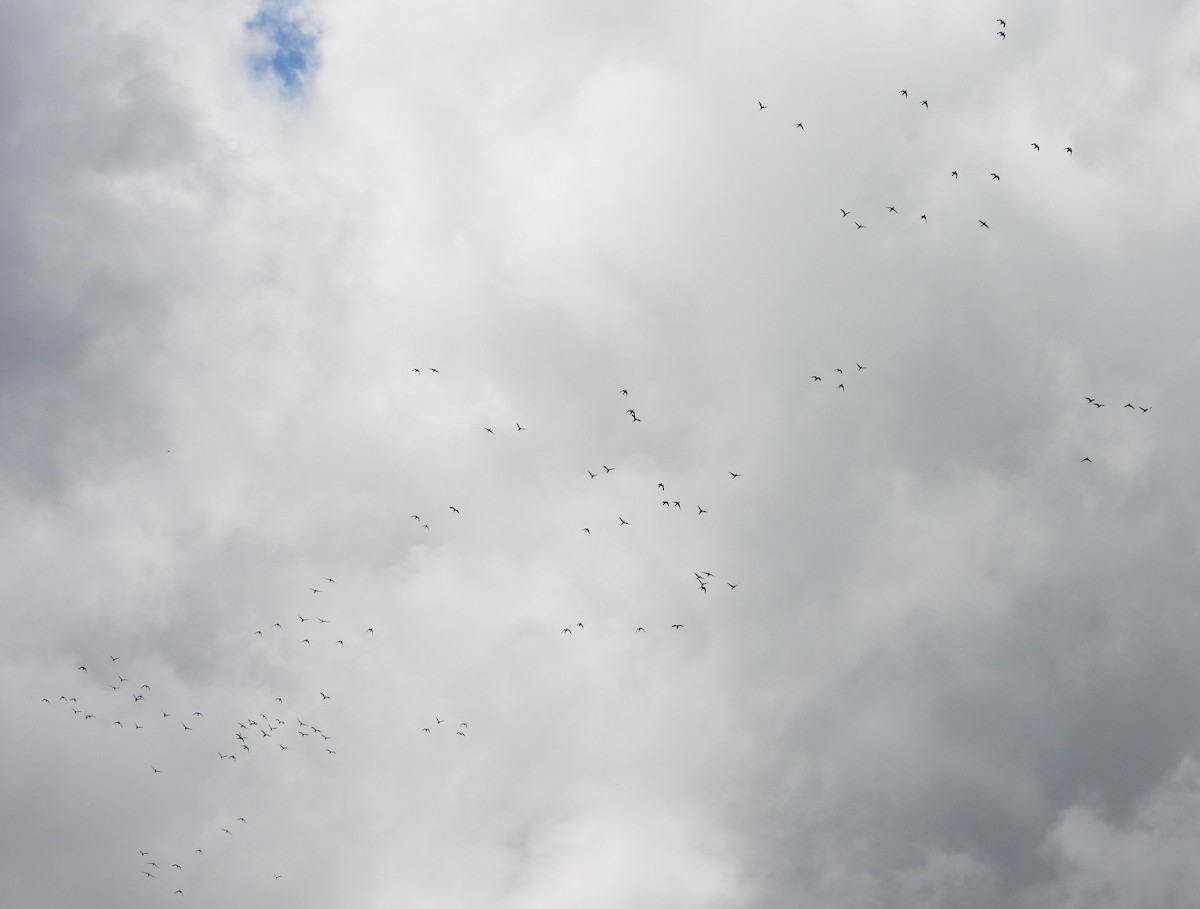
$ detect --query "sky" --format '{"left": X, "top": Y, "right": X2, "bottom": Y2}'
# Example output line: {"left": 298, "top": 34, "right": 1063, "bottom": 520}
{"left": 4, "top": 0, "right": 1200, "bottom": 906}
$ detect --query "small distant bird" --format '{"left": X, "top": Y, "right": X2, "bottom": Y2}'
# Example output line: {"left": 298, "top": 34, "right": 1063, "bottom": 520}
{"left": 996, "top": 30, "right": 1005, "bottom": 38}
{"left": 582, "top": 527, "right": 590, "bottom": 534}
{"left": 309, "top": 588, "right": 321, "bottom": 594}
{"left": 324, "top": 577, "right": 336, "bottom": 583}
{"left": 320, "top": 692, "right": 331, "bottom": 700}
{"left": 698, "top": 506, "right": 707, "bottom": 514}
{"left": 887, "top": 206, "right": 897, "bottom": 213}
{"left": 857, "top": 363, "right": 866, "bottom": 370}
{"left": 1064, "top": 147, "right": 1073, "bottom": 155}
{"left": 1124, "top": 403, "right": 1135, "bottom": 409}
{"left": 620, "top": 389, "right": 628, "bottom": 396}
{"left": 838, "top": 384, "right": 845, "bottom": 390}
{"left": 1084, "top": 397, "right": 1095, "bottom": 403}
{"left": 951, "top": 171, "right": 958, "bottom": 178}
{"left": 1031, "top": 143, "right": 1039, "bottom": 150}
{"left": 422, "top": 728, "right": 430, "bottom": 733}
{"left": 811, "top": 376, "right": 821, "bottom": 381}
{"left": 457, "top": 731, "right": 465, "bottom": 736}
{"left": 1081, "top": 457, "right": 1092, "bottom": 463}
{"left": 990, "top": 173, "right": 1000, "bottom": 180}
{"left": 920, "top": 214, "right": 927, "bottom": 221}
{"left": 920, "top": 100, "right": 929, "bottom": 108}
{"left": 109, "top": 655, "right": 119, "bottom": 662}
{"left": 795, "top": 122, "right": 804, "bottom": 129}
{"left": 588, "top": 470, "right": 596, "bottom": 478}
{"left": 671, "top": 624, "right": 684, "bottom": 629}
{"left": 412, "top": 368, "right": 420, "bottom": 373}
{"left": 758, "top": 100, "right": 767, "bottom": 110}
{"left": 1092, "top": 402, "right": 1105, "bottom": 408}
{"left": 997, "top": 18, "right": 1006, "bottom": 26}
{"left": 729, "top": 472, "right": 741, "bottom": 478}
{"left": 484, "top": 427, "right": 493, "bottom": 433}
{"left": 636, "top": 627, "right": 646, "bottom": 632}
{"left": 899, "top": 90, "right": 907, "bottom": 97}
{"left": 658, "top": 483, "right": 665, "bottom": 490}
{"left": 979, "top": 220, "right": 990, "bottom": 228}
{"left": 516, "top": 423, "right": 526, "bottom": 431}
{"left": 577, "top": 623, "right": 584, "bottom": 629}
{"left": 1140, "top": 406, "right": 1152, "bottom": 413}
{"left": 673, "top": 501, "right": 681, "bottom": 508}
{"left": 77, "top": 666, "right": 86, "bottom": 672}
{"left": 728, "top": 583, "right": 738, "bottom": 589}
{"left": 561, "top": 628, "right": 572, "bottom": 634}
{"left": 603, "top": 465, "right": 614, "bottom": 473}
{"left": 152, "top": 767, "right": 163, "bottom": 774}
{"left": 840, "top": 209, "right": 850, "bottom": 217}
{"left": 450, "top": 506, "right": 459, "bottom": 513}
{"left": 366, "top": 628, "right": 374, "bottom": 634}
{"left": 854, "top": 222, "right": 866, "bottom": 229}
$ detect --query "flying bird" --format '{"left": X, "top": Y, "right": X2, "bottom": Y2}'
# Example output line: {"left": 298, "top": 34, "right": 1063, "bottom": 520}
{"left": 990, "top": 173, "right": 1000, "bottom": 180}
{"left": 602, "top": 465, "right": 614, "bottom": 473}
{"left": 1064, "top": 147, "right": 1073, "bottom": 155}
{"left": 920, "top": 100, "right": 929, "bottom": 108}
{"left": 997, "top": 18, "right": 1006, "bottom": 26}
{"left": 996, "top": 30, "right": 1005, "bottom": 38}
{"left": 887, "top": 206, "right": 897, "bottom": 213}
{"left": 729, "top": 472, "right": 741, "bottom": 478}
{"left": 484, "top": 427, "right": 493, "bottom": 433}
{"left": 1081, "top": 457, "right": 1092, "bottom": 463}
{"left": 978, "top": 220, "right": 990, "bottom": 228}
{"left": 899, "top": 90, "right": 907, "bottom": 97}
{"left": 698, "top": 506, "right": 707, "bottom": 514}
{"left": 951, "top": 171, "right": 958, "bottom": 178}
{"left": 811, "top": 376, "right": 821, "bottom": 381}
{"left": 619, "top": 517, "right": 629, "bottom": 525}
{"left": 795, "top": 122, "right": 804, "bottom": 129}
{"left": 671, "top": 624, "right": 684, "bottom": 629}
{"left": 840, "top": 209, "right": 850, "bottom": 217}
{"left": 854, "top": 222, "right": 866, "bottom": 229}
{"left": 516, "top": 423, "right": 526, "bottom": 431}
{"left": 757, "top": 100, "right": 767, "bottom": 110}
{"left": 1031, "top": 143, "right": 1039, "bottom": 150}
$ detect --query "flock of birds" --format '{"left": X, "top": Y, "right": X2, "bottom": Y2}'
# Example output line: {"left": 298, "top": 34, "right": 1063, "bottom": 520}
{"left": 34, "top": 11, "right": 1153, "bottom": 906}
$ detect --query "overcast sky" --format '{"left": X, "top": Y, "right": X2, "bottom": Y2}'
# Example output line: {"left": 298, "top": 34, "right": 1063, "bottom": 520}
{"left": 5, "top": 1, "right": 1200, "bottom": 907}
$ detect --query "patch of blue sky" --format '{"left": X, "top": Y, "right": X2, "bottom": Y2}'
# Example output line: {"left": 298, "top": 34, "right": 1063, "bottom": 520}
{"left": 246, "top": 2, "right": 318, "bottom": 97}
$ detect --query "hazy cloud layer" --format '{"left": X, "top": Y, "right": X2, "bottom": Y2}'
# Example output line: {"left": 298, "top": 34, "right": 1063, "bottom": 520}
{"left": 4, "top": 1, "right": 1200, "bottom": 907}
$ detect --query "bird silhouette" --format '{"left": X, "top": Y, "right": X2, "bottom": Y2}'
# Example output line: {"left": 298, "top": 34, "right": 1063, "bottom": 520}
{"left": 1031, "top": 143, "right": 1039, "bottom": 150}
{"left": 997, "top": 18, "right": 1006, "bottom": 26}
{"left": 1081, "top": 457, "right": 1092, "bottom": 463}
{"left": 603, "top": 465, "right": 614, "bottom": 473}
{"left": 757, "top": 100, "right": 767, "bottom": 110}
{"left": 840, "top": 209, "right": 850, "bottom": 217}
{"left": 899, "top": 90, "right": 907, "bottom": 97}
{"left": 1064, "top": 147, "right": 1073, "bottom": 155}
{"left": 997, "top": 30, "right": 1005, "bottom": 38}
{"left": 920, "top": 100, "right": 929, "bottom": 108}
{"left": 990, "top": 173, "right": 1000, "bottom": 180}
{"left": 671, "top": 624, "right": 684, "bottom": 629}
{"left": 854, "top": 222, "right": 866, "bottom": 229}
{"left": 729, "top": 472, "right": 741, "bottom": 478}
{"left": 951, "top": 171, "right": 958, "bottom": 178}
{"left": 979, "top": 220, "right": 990, "bottom": 228}
{"left": 795, "top": 122, "right": 804, "bottom": 129}
{"left": 887, "top": 206, "right": 897, "bottom": 213}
